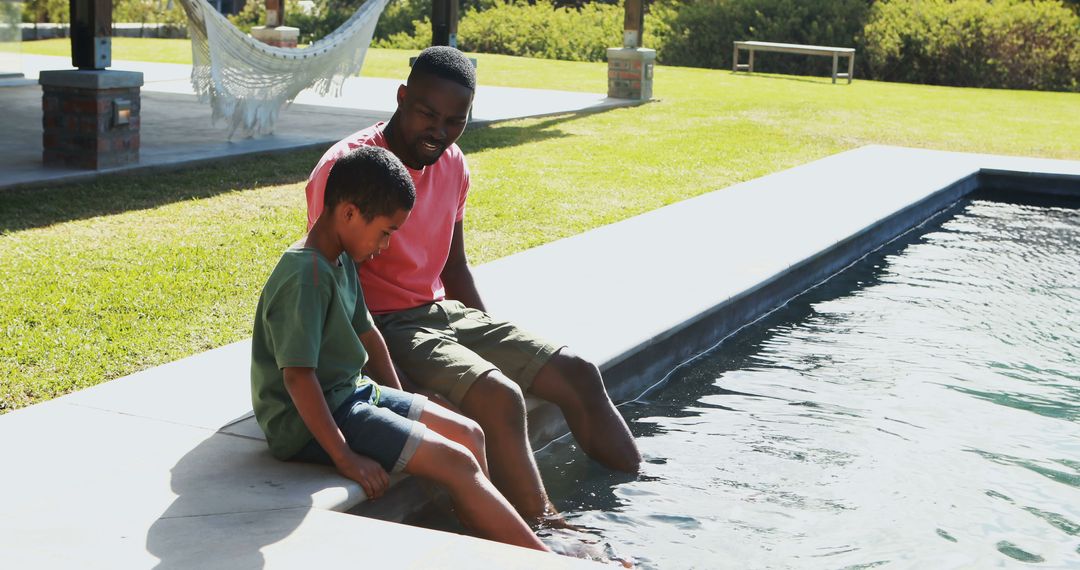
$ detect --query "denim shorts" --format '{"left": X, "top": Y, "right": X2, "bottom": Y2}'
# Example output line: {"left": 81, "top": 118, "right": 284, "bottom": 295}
{"left": 290, "top": 381, "right": 427, "bottom": 473}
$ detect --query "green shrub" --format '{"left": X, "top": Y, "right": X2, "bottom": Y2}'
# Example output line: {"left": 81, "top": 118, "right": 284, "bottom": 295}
{"left": 864, "top": 0, "right": 1080, "bottom": 91}
{"left": 376, "top": 0, "right": 627, "bottom": 61}
{"left": 651, "top": 0, "right": 869, "bottom": 75}
{"left": 23, "top": 0, "right": 66, "bottom": 23}
{"left": 456, "top": 0, "right": 622, "bottom": 61}
{"left": 24, "top": 0, "right": 185, "bottom": 25}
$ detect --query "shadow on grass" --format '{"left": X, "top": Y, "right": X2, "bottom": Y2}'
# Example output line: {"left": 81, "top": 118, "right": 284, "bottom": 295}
{"left": 461, "top": 105, "right": 638, "bottom": 155}
{"left": 0, "top": 148, "right": 324, "bottom": 234}
{"left": 731, "top": 71, "right": 853, "bottom": 86}
{"left": 1, "top": 106, "right": 634, "bottom": 234}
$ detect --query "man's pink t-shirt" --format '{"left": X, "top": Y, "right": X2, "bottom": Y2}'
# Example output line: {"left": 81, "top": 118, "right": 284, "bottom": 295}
{"left": 305, "top": 122, "right": 469, "bottom": 314}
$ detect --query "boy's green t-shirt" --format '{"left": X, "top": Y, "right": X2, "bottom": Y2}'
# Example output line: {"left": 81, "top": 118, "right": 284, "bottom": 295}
{"left": 250, "top": 246, "right": 375, "bottom": 460}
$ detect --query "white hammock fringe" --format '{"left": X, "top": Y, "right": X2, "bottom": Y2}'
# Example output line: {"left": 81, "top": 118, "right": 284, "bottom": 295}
{"left": 176, "top": 0, "right": 390, "bottom": 137}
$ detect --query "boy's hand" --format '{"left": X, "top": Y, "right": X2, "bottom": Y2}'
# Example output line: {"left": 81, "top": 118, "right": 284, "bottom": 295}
{"left": 333, "top": 451, "right": 390, "bottom": 499}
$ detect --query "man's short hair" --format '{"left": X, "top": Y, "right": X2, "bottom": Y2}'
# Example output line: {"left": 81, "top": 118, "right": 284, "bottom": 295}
{"left": 324, "top": 146, "right": 415, "bottom": 220}
{"left": 408, "top": 46, "right": 476, "bottom": 91}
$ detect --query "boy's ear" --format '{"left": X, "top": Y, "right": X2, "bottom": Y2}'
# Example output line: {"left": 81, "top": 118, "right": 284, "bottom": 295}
{"left": 339, "top": 202, "right": 369, "bottom": 224}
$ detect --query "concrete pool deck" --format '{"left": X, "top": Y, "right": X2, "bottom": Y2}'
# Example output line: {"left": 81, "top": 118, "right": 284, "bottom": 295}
{"left": 2, "top": 145, "right": 1079, "bottom": 567}
{"left": 0, "top": 55, "right": 637, "bottom": 191}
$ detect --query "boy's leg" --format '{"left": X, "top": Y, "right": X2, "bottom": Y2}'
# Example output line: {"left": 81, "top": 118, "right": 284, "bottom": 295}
{"left": 528, "top": 348, "right": 641, "bottom": 473}
{"left": 405, "top": 429, "right": 550, "bottom": 552}
{"left": 417, "top": 398, "right": 488, "bottom": 477}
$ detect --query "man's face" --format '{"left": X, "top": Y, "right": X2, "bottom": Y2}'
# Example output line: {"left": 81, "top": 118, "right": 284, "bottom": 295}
{"left": 392, "top": 74, "right": 473, "bottom": 169}
{"left": 340, "top": 206, "right": 410, "bottom": 262}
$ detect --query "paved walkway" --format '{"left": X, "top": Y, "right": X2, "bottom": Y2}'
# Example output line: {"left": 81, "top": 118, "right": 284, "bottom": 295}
{"left": 1, "top": 55, "right": 635, "bottom": 191}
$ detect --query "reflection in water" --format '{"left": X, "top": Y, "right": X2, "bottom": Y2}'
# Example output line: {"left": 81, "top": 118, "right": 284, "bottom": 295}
{"left": 539, "top": 196, "right": 1080, "bottom": 569}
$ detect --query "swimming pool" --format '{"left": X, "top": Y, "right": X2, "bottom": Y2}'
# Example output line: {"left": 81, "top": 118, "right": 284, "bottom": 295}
{"left": 538, "top": 193, "right": 1080, "bottom": 568}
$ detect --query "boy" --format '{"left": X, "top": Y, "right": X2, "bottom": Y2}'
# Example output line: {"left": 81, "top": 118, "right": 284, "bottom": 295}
{"left": 251, "top": 146, "right": 549, "bottom": 552}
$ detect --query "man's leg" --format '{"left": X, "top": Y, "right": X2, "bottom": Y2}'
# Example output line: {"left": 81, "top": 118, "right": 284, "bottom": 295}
{"left": 458, "top": 370, "right": 556, "bottom": 523}
{"left": 529, "top": 349, "right": 641, "bottom": 473}
{"left": 405, "top": 429, "right": 550, "bottom": 552}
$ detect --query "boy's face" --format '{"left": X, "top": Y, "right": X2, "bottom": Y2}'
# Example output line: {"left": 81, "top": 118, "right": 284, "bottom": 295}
{"left": 340, "top": 206, "right": 410, "bottom": 262}
{"left": 392, "top": 74, "right": 473, "bottom": 169}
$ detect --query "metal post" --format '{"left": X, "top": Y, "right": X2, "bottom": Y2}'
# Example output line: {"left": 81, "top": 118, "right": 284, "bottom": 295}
{"left": 847, "top": 53, "right": 855, "bottom": 84}
{"left": 431, "top": 0, "right": 458, "bottom": 48}
{"left": 831, "top": 53, "right": 838, "bottom": 84}
{"left": 69, "top": 0, "right": 110, "bottom": 69}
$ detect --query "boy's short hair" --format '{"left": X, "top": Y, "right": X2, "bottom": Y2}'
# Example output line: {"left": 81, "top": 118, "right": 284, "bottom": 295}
{"left": 408, "top": 46, "right": 476, "bottom": 92}
{"left": 324, "top": 146, "right": 415, "bottom": 220}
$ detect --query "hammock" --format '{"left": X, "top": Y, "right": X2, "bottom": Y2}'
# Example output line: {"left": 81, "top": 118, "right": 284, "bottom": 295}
{"left": 176, "top": 0, "right": 390, "bottom": 137}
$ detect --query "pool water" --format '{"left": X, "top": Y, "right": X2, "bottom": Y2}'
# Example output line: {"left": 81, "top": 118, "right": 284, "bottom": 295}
{"left": 538, "top": 195, "right": 1080, "bottom": 568}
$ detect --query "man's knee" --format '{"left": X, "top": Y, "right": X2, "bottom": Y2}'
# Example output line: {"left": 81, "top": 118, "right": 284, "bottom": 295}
{"left": 549, "top": 350, "right": 609, "bottom": 405}
{"left": 462, "top": 371, "right": 527, "bottom": 424}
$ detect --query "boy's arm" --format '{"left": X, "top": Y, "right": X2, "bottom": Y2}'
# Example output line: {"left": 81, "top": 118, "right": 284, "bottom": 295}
{"left": 358, "top": 328, "right": 403, "bottom": 390}
{"left": 441, "top": 220, "right": 486, "bottom": 311}
{"left": 282, "top": 366, "right": 390, "bottom": 499}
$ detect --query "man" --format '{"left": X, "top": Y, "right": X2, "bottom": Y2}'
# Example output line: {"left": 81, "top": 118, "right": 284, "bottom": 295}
{"left": 305, "top": 46, "right": 641, "bottom": 522}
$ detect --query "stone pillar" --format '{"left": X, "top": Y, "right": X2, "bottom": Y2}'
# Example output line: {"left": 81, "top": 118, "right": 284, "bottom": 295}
{"left": 607, "top": 47, "right": 655, "bottom": 100}
{"left": 39, "top": 69, "right": 143, "bottom": 169}
{"left": 251, "top": 25, "right": 299, "bottom": 48}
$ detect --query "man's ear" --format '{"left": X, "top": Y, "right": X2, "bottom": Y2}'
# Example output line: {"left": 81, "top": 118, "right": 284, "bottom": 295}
{"left": 396, "top": 84, "right": 407, "bottom": 108}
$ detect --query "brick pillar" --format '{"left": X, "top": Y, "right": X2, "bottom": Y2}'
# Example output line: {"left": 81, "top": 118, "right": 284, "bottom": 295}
{"left": 39, "top": 69, "right": 143, "bottom": 170}
{"left": 251, "top": 26, "right": 299, "bottom": 48}
{"left": 607, "top": 47, "right": 655, "bottom": 100}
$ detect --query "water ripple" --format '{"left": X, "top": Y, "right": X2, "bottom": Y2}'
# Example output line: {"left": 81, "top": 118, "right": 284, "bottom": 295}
{"left": 538, "top": 197, "right": 1080, "bottom": 569}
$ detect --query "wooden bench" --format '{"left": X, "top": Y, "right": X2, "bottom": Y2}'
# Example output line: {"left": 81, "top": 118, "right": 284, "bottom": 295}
{"left": 733, "top": 41, "right": 855, "bottom": 84}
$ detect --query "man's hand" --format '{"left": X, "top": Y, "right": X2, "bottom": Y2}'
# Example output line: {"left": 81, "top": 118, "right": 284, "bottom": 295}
{"left": 333, "top": 450, "right": 390, "bottom": 500}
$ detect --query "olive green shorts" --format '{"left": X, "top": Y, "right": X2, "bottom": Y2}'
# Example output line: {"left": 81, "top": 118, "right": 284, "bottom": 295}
{"left": 373, "top": 300, "right": 562, "bottom": 406}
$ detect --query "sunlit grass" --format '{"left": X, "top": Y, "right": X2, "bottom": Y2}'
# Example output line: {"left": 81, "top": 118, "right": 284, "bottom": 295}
{"left": 3, "top": 39, "right": 1079, "bottom": 412}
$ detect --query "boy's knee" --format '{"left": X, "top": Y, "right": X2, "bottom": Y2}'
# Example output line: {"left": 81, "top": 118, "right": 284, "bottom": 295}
{"left": 462, "top": 416, "right": 485, "bottom": 450}
{"left": 434, "top": 438, "right": 481, "bottom": 477}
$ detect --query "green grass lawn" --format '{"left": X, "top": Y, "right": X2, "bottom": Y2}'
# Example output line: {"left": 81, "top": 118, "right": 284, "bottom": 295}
{"left": 3, "top": 39, "right": 1079, "bottom": 413}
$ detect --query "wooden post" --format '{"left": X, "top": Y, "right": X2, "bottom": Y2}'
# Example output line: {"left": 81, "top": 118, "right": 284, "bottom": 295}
{"left": 265, "top": 0, "right": 283, "bottom": 28}
{"left": 623, "top": 0, "right": 643, "bottom": 48}
{"left": 432, "top": 0, "right": 458, "bottom": 48}
{"left": 69, "top": 0, "right": 110, "bottom": 69}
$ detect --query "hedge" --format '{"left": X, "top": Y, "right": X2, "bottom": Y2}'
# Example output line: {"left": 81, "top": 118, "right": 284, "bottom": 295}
{"left": 864, "top": 0, "right": 1080, "bottom": 91}
{"left": 650, "top": 0, "right": 869, "bottom": 76}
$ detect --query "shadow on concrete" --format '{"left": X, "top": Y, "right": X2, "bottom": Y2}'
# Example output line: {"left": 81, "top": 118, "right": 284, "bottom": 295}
{"left": 0, "top": 148, "right": 322, "bottom": 234}
{"left": 144, "top": 428, "right": 322, "bottom": 569}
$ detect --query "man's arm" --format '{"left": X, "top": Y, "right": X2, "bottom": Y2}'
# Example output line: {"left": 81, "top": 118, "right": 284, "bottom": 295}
{"left": 358, "top": 328, "right": 403, "bottom": 390}
{"left": 441, "top": 220, "right": 486, "bottom": 311}
{"left": 282, "top": 367, "right": 390, "bottom": 499}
